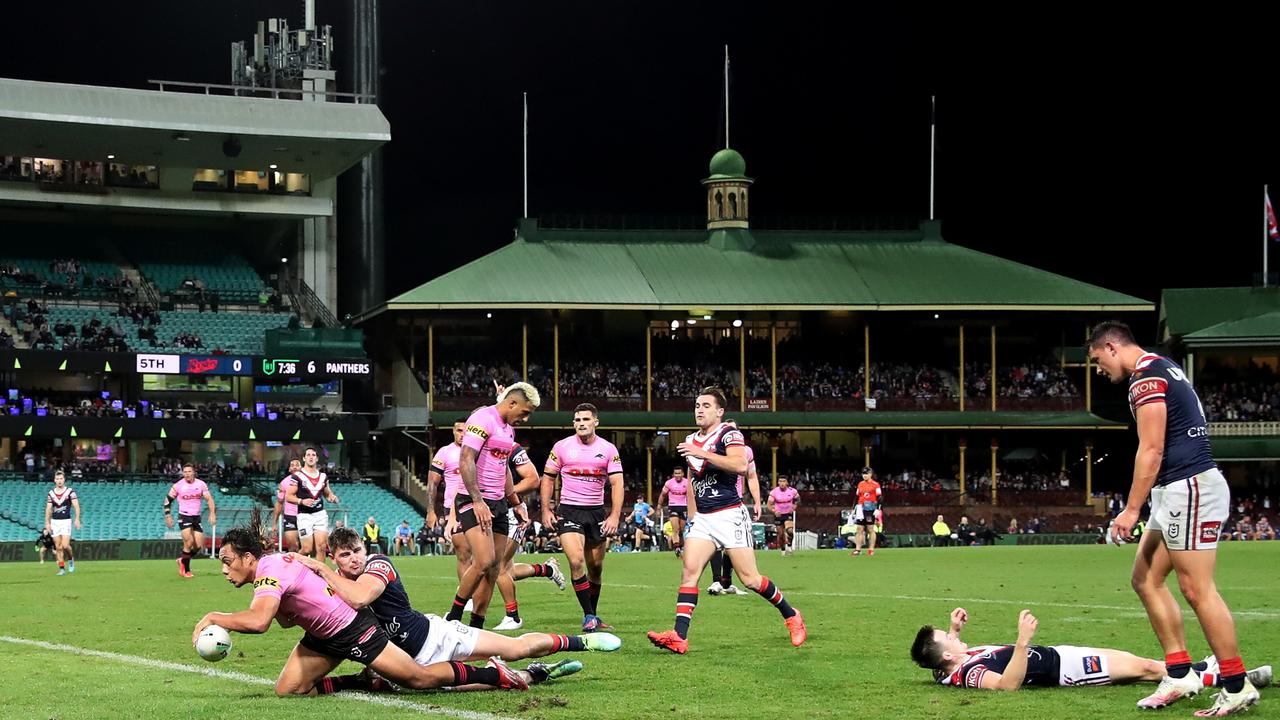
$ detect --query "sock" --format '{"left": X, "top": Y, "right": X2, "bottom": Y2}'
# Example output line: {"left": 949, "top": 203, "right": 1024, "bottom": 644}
{"left": 720, "top": 554, "right": 734, "bottom": 588}
{"left": 572, "top": 576, "right": 593, "bottom": 616}
{"left": 1164, "top": 650, "right": 1192, "bottom": 679}
{"left": 754, "top": 575, "right": 798, "bottom": 619}
{"left": 529, "top": 563, "right": 551, "bottom": 577}
{"left": 547, "top": 634, "right": 587, "bottom": 652}
{"left": 469, "top": 613, "right": 485, "bottom": 629}
{"left": 674, "top": 585, "right": 699, "bottom": 639}
{"left": 709, "top": 552, "right": 723, "bottom": 583}
{"left": 316, "top": 673, "right": 367, "bottom": 695}
{"left": 181, "top": 552, "right": 192, "bottom": 572}
{"left": 1218, "top": 656, "right": 1247, "bottom": 693}
{"left": 58, "top": 560, "right": 65, "bottom": 569}
{"left": 505, "top": 601, "right": 520, "bottom": 622}
{"left": 588, "top": 581, "right": 601, "bottom": 615}
{"left": 446, "top": 594, "right": 467, "bottom": 622}
{"left": 1192, "top": 661, "right": 1209, "bottom": 673}
{"left": 449, "top": 662, "right": 501, "bottom": 687}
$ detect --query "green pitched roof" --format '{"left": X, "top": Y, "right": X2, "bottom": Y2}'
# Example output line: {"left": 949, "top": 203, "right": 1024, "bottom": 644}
{"left": 1160, "top": 286, "right": 1280, "bottom": 340}
{"left": 378, "top": 220, "right": 1152, "bottom": 314}
{"left": 1182, "top": 310, "right": 1280, "bottom": 348}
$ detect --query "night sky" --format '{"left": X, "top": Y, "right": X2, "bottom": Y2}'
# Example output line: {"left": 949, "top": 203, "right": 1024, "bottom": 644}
{"left": 4, "top": 3, "right": 1268, "bottom": 324}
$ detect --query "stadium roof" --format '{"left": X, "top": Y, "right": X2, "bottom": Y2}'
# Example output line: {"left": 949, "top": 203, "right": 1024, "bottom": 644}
{"left": 425, "top": 409, "right": 1128, "bottom": 430}
{"left": 0, "top": 77, "right": 389, "bottom": 179}
{"left": 1181, "top": 310, "right": 1280, "bottom": 348}
{"left": 1159, "top": 286, "right": 1280, "bottom": 343}
{"left": 371, "top": 219, "right": 1154, "bottom": 316}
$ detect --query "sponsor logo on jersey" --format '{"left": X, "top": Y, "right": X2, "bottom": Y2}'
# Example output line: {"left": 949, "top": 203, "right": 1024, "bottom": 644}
{"left": 253, "top": 576, "right": 280, "bottom": 589}
{"left": 465, "top": 425, "right": 490, "bottom": 440}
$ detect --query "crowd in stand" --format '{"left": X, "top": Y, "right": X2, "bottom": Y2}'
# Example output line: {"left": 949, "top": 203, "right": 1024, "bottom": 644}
{"left": 964, "top": 362, "right": 1080, "bottom": 399}
{"left": 2, "top": 390, "right": 337, "bottom": 421}
{"left": 1201, "top": 364, "right": 1280, "bottom": 421}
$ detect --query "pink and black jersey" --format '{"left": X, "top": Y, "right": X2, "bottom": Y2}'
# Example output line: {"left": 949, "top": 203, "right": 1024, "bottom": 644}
{"left": 47, "top": 487, "right": 78, "bottom": 520}
{"left": 253, "top": 553, "right": 355, "bottom": 639}
{"left": 663, "top": 476, "right": 689, "bottom": 507}
{"left": 460, "top": 405, "right": 517, "bottom": 500}
{"left": 430, "top": 443, "right": 463, "bottom": 509}
{"left": 277, "top": 477, "right": 298, "bottom": 516}
{"left": 684, "top": 422, "right": 746, "bottom": 513}
{"left": 168, "top": 479, "right": 208, "bottom": 517}
{"left": 935, "top": 644, "right": 1061, "bottom": 689}
{"left": 545, "top": 435, "right": 623, "bottom": 507}
{"left": 770, "top": 486, "right": 800, "bottom": 515}
{"left": 1128, "top": 353, "right": 1216, "bottom": 486}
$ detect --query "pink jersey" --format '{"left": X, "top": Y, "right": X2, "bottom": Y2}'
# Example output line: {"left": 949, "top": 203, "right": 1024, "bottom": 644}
{"left": 460, "top": 405, "right": 517, "bottom": 500}
{"left": 252, "top": 554, "right": 355, "bottom": 639}
{"left": 735, "top": 446, "right": 755, "bottom": 498}
{"left": 277, "top": 477, "right": 298, "bottom": 515}
{"left": 545, "top": 435, "right": 624, "bottom": 507}
{"left": 431, "top": 443, "right": 464, "bottom": 509}
{"left": 663, "top": 477, "right": 688, "bottom": 507}
{"left": 770, "top": 486, "right": 800, "bottom": 515}
{"left": 168, "top": 479, "right": 209, "bottom": 516}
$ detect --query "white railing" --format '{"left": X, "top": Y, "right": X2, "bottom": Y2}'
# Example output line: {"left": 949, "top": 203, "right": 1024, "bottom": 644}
{"left": 1210, "top": 422, "right": 1280, "bottom": 437}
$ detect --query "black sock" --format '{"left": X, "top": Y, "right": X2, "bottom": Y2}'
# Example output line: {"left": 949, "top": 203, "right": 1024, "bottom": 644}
{"left": 572, "top": 576, "right": 593, "bottom": 616}
{"left": 505, "top": 601, "right": 520, "bottom": 622}
{"left": 316, "top": 673, "right": 368, "bottom": 694}
{"left": 1192, "top": 661, "right": 1209, "bottom": 673}
{"left": 721, "top": 554, "right": 734, "bottom": 588}
{"left": 588, "top": 581, "right": 601, "bottom": 615}
{"left": 181, "top": 551, "right": 192, "bottom": 572}
{"left": 674, "top": 585, "right": 699, "bottom": 639}
{"left": 709, "top": 551, "right": 723, "bottom": 582}
{"left": 754, "top": 575, "right": 798, "bottom": 619}
{"left": 469, "top": 613, "right": 485, "bottom": 629}
{"left": 450, "top": 662, "right": 501, "bottom": 687}
{"left": 446, "top": 594, "right": 467, "bottom": 622}
{"left": 548, "top": 634, "right": 588, "bottom": 652}
{"left": 1166, "top": 663, "right": 1191, "bottom": 679}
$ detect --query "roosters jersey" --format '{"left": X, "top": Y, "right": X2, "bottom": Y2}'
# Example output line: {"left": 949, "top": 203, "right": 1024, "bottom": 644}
{"left": 1127, "top": 353, "right": 1216, "bottom": 486}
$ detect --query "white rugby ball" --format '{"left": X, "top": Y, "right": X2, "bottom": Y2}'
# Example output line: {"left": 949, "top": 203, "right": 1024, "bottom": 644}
{"left": 196, "top": 624, "right": 233, "bottom": 662}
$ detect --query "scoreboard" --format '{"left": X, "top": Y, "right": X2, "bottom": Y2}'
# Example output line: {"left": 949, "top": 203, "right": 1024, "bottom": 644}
{"left": 134, "top": 353, "right": 371, "bottom": 379}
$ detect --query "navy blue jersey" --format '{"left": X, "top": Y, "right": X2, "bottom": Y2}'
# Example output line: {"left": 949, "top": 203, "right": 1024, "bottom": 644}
{"left": 509, "top": 443, "right": 532, "bottom": 474}
{"left": 291, "top": 470, "right": 329, "bottom": 514}
{"left": 1128, "top": 353, "right": 1216, "bottom": 486}
{"left": 684, "top": 423, "right": 746, "bottom": 513}
{"left": 935, "top": 644, "right": 1061, "bottom": 688}
{"left": 362, "top": 554, "right": 430, "bottom": 656}
{"left": 47, "top": 487, "right": 77, "bottom": 520}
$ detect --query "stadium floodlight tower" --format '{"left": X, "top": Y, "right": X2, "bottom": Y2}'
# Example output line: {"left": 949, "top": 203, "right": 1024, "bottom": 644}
{"left": 231, "top": 0, "right": 336, "bottom": 102}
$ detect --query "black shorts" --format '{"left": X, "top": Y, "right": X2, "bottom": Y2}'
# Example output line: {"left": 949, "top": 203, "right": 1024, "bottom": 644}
{"left": 281, "top": 515, "right": 298, "bottom": 532}
{"left": 774, "top": 512, "right": 794, "bottom": 526}
{"left": 557, "top": 504, "right": 608, "bottom": 542}
{"left": 178, "top": 514, "right": 204, "bottom": 533}
{"left": 455, "top": 495, "right": 510, "bottom": 536}
{"left": 37, "top": 537, "right": 54, "bottom": 550}
{"left": 299, "top": 607, "right": 389, "bottom": 665}
{"left": 667, "top": 506, "right": 688, "bottom": 520}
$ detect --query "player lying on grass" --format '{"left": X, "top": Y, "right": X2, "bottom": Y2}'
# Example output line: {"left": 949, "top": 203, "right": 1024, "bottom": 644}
{"left": 283, "top": 527, "right": 620, "bottom": 685}
{"left": 192, "top": 511, "right": 532, "bottom": 695}
{"left": 911, "top": 608, "right": 1271, "bottom": 694}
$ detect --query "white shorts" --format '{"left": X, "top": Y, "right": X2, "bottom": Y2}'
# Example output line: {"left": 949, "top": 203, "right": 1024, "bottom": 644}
{"left": 686, "top": 505, "right": 753, "bottom": 550}
{"left": 413, "top": 614, "right": 480, "bottom": 665}
{"left": 506, "top": 508, "right": 521, "bottom": 539}
{"left": 50, "top": 519, "right": 72, "bottom": 538}
{"left": 297, "top": 510, "right": 330, "bottom": 538}
{"left": 1147, "top": 467, "right": 1229, "bottom": 551}
{"left": 1055, "top": 645, "right": 1114, "bottom": 687}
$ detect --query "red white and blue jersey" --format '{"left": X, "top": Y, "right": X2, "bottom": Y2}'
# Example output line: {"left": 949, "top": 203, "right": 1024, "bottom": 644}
{"left": 935, "top": 644, "right": 1061, "bottom": 688}
{"left": 361, "top": 554, "right": 430, "bottom": 657}
{"left": 1128, "top": 353, "right": 1216, "bottom": 487}
{"left": 684, "top": 423, "right": 746, "bottom": 513}
{"left": 47, "top": 487, "right": 77, "bottom": 520}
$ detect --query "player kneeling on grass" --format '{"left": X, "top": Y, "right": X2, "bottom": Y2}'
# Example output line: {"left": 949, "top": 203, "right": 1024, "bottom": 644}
{"left": 284, "top": 527, "right": 620, "bottom": 685}
{"left": 911, "top": 608, "right": 1272, "bottom": 695}
{"left": 192, "top": 511, "right": 532, "bottom": 696}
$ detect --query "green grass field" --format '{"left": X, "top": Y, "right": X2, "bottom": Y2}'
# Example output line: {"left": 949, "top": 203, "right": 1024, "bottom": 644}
{"left": 1, "top": 545, "right": 1277, "bottom": 720}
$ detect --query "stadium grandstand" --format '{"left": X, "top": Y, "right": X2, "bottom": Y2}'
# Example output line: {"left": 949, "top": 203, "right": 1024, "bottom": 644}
{"left": 355, "top": 147, "right": 1172, "bottom": 548}
{"left": 0, "top": 49, "right": 390, "bottom": 556}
